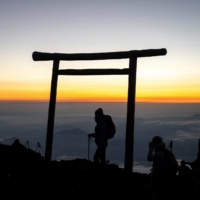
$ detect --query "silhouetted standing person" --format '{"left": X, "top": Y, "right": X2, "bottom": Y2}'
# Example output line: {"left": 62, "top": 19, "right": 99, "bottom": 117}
{"left": 178, "top": 160, "right": 191, "bottom": 180}
{"left": 88, "top": 108, "right": 108, "bottom": 164}
{"left": 188, "top": 139, "right": 200, "bottom": 171}
{"left": 185, "top": 139, "right": 200, "bottom": 189}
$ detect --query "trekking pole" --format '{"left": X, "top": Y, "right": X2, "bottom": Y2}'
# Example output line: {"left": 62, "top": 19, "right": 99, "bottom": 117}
{"left": 88, "top": 137, "right": 93, "bottom": 160}
{"left": 25, "top": 140, "right": 29, "bottom": 148}
{"left": 35, "top": 142, "right": 44, "bottom": 154}
{"left": 88, "top": 137, "right": 90, "bottom": 160}
{"left": 170, "top": 141, "right": 173, "bottom": 152}
{"left": 167, "top": 141, "right": 173, "bottom": 152}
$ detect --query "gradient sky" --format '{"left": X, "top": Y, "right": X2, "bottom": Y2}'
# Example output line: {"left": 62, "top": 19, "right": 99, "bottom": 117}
{"left": 0, "top": 0, "right": 200, "bottom": 102}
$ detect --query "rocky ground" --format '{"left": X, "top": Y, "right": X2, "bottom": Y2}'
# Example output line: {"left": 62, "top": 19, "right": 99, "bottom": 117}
{"left": 0, "top": 139, "right": 199, "bottom": 199}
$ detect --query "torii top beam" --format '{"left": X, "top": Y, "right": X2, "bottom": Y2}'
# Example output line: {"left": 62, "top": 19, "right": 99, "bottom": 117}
{"left": 32, "top": 48, "right": 167, "bottom": 61}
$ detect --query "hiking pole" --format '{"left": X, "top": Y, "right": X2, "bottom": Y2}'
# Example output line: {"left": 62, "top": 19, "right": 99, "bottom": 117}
{"left": 167, "top": 141, "right": 173, "bottom": 152}
{"left": 25, "top": 140, "right": 29, "bottom": 148}
{"left": 88, "top": 137, "right": 93, "bottom": 160}
{"left": 170, "top": 141, "right": 173, "bottom": 152}
{"left": 35, "top": 142, "right": 44, "bottom": 154}
{"left": 88, "top": 137, "right": 90, "bottom": 160}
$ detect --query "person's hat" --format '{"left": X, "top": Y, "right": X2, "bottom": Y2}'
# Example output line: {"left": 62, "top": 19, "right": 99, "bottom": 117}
{"left": 150, "top": 136, "right": 166, "bottom": 147}
{"left": 95, "top": 108, "right": 103, "bottom": 115}
{"left": 181, "top": 160, "right": 186, "bottom": 164}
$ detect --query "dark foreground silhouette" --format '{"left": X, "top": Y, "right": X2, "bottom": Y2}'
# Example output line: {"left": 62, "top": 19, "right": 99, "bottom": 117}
{"left": 0, "top": 139, "right": 199, "bottom": 199}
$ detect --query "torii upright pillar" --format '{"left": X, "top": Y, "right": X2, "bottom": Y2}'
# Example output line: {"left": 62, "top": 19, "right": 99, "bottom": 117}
{"left": 125, "top": 56, "right": 137, "bottom": 173}
{"left": 45, "top": 59, "right": 60, "bottom": 161}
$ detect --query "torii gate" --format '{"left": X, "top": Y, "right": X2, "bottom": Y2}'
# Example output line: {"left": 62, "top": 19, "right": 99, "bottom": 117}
{"left": 32, "top": 48, "right": 167, "bottom": 173}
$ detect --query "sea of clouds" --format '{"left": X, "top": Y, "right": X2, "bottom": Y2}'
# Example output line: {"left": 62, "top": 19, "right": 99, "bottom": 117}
{"left": 0, "top": 102, "right": 199, "bottom": 174}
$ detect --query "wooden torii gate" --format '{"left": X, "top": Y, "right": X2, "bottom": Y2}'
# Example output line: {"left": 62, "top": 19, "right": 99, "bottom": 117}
{"left": 32, "top": 48, "right": 167, "bottom": 173}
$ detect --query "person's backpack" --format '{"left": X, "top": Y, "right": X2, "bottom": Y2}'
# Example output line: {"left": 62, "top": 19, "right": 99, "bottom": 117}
{"left": 104, "top": 115, "right": 116, "bottom": 139}
{"left": 164, "top": 149, "right": 179, "bottom": 175}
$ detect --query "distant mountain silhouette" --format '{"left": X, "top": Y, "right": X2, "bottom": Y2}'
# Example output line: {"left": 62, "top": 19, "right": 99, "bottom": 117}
{"left": 1, "top": 136, "right": 18, "bottom": 145}
{"left": 186, "top": 114, "right": 200, "bottom": 120}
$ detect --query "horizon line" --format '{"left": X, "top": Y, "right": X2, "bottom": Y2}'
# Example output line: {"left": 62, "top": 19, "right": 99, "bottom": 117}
{"left": 0, "top": 100, "right": 200, "bottom": 104}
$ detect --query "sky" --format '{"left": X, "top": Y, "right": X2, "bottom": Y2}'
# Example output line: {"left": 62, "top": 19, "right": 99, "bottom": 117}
{"left": 0, "top": 0, "right": 200, "bottom": 102}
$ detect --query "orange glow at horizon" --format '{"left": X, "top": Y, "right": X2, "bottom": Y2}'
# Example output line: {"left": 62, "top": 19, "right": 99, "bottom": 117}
{"left": 0, "top": 87, "right": 50, "bottom": 101}
{"left": 1, "top": 80, "right": 200, "bottom": 103}
{"left": 1, "top": 92, "right": 200, "bottom": 103}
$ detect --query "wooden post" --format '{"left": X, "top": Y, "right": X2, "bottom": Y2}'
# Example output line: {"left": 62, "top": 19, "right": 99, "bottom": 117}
{"left": 124, "top": 57, "right": 137, "bottom": 173}
{"left": 58, "top": 68, "right": 129, "bottom": 75}
{"left": 32, "top": 48, "right": 167, "bottom": 61}
{"left": 45, "top": 60, "right": 59, "bottom": 161}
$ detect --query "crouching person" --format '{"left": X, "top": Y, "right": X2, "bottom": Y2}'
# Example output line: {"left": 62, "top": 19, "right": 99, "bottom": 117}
{"left": 147, "top": 136, "right": 168, "bottom": 178}
{"left": 147, "top": 136, "right": 178, "bottom": 198}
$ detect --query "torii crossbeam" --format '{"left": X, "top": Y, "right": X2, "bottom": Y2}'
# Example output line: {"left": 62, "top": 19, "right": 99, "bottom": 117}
{"left": 32, "top": 48, "right": 167, "bottom": 173}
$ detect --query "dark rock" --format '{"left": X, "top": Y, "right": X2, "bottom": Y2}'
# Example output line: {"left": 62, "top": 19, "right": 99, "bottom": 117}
{"left": 0, "top": 139, "right": 199, "bottom": 199}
